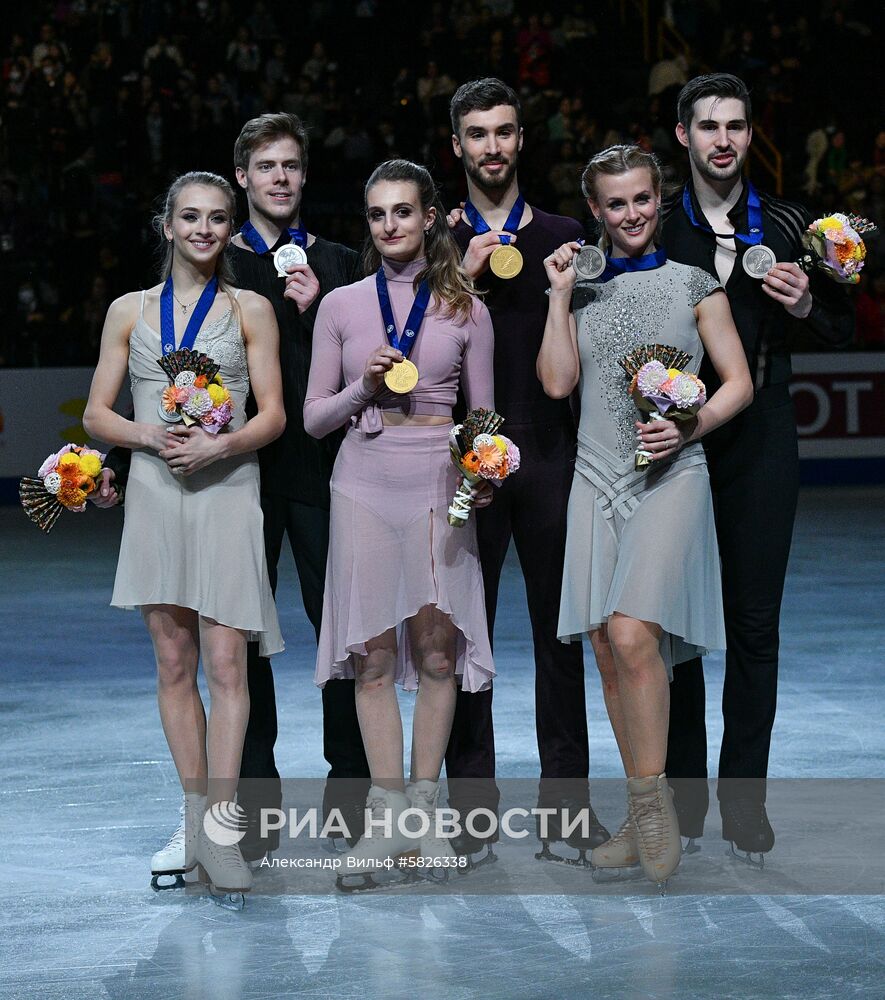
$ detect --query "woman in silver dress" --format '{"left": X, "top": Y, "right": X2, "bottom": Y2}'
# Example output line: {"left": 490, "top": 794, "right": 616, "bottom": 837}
{"left": 537, "top": 145, "right": 752, "bottom": 889}
{"left": 84, "top": 172, "right": 285, "bottom": 904}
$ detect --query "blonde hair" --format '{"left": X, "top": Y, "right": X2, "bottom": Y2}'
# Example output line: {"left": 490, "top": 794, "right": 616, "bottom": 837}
{"left": 361, "top": 159, "right": 477, "bottom": 323}
{"left": 580, "top": 145, "right": 663, "bottom": 251}
{"left": 153, "top": 171, "right": 237, "bottom": 289}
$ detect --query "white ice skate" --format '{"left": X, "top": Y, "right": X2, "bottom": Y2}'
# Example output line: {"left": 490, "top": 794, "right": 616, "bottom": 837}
{"left": 589, "top": 813, "right": 644, "bottom": 884}
{"left": 407, "top": 780, "right": 459, "bottom": 883}
{"left": 194, "top": 807, "right": 253, "bottom": 911}
{"left": 150, "top": 793, "right": 206, "bottom": 891}
{"left": 335, "top": 786, "right": 420, "bottom": 893}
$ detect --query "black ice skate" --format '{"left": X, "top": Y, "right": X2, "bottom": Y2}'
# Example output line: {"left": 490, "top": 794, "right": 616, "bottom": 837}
{"left": 721, "top": 797, "right": 775, "bottom": 869}
{"left": 450, "top": 829, "right": 498, "bottom": 872}
{"left": 535, "top": 798, "right": 610, "bottom": 869}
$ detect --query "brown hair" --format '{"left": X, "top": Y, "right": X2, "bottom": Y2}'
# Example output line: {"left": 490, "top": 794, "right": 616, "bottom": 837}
{"left": 361, "top": 159, "right": 477, "bottom": 323}
{"left": 449, "top": 77, "right": 521, "bottom": 136}
{"left": 580, "top": 145, "right": 663, "bottom": 250}
{"left": 677, "top": 73, "right": 752, "bottom": 130}
{"left": 233, "top": 112, "right": 309, "bottom": 173}
{"left": 153, "top": 171, "right": 237, "bottom": 294}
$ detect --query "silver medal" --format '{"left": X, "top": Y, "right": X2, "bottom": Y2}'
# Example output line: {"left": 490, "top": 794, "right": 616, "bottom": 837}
{"left": 742, "top": 244, "right": 777, "bottom": 279}
{"left": 273, "top": 243, "right": 307, "bottom": 276}
{"left": 572, "top": 245, "right": 607, "bottom": 281}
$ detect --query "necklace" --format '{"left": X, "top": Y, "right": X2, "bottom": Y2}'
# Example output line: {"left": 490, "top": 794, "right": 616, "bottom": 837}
{"left": 172, "top": 291, "right": 200, "bottom": 314}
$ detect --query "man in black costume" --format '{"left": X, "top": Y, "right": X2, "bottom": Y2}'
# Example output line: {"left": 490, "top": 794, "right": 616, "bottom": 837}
{"left": 661, "top": 74, "right": 852, "bottom": 862}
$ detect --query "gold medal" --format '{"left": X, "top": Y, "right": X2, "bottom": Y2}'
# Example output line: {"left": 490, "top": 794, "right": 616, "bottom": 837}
{"left": 384, "top": 358, "right": 419, "bottom": 394}
{"left": 489, "top": 243, "right": 523, "bottom": 279}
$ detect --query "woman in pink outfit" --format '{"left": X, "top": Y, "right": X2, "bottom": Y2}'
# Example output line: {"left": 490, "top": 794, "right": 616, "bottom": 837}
{"left": 304, "top": 159, "right": 495, "bottom": 886}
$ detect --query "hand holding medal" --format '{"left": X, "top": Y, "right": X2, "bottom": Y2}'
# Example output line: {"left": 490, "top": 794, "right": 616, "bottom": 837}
{"left": 463, "top": 195, "right": 526, "bottom": 280}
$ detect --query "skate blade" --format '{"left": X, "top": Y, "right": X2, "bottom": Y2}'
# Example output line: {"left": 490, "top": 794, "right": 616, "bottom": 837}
{"left": 335, "top": 870, "right": 422, "bottom": 894}
{"left": 209, "top": 889, "right": 248, "bottom": 911}
{"left": 590, "top": 863, "right": 643, "bottom": 884}
{"left": 150, "top": 865, "right": 196, "bottom": 892}
{"left": 535, "top": 843, "right": 592, "bottom": 870}
{"left": 728, "top": 843, "right": 766, "bottom": 869}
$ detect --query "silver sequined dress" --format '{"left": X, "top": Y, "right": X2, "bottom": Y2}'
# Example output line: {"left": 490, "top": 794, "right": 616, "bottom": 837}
{"left": 111, "top": 290, "right": 283, "bottom": 656}
{"left": 558, "top": 260, "right": 726, "bottom": 675}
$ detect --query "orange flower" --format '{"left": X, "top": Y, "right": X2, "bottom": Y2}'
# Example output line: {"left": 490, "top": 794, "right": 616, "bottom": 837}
{"left": 462, "top": 451, "right": 481, "bottom": 475}
{"left": 194, "top": 375, "right": 208, "bottom": 389}
{"left": 834, "top": 239, "right": 856, "bottom": 266}
{"left": 475, "top": 439, "right": 504, "bottom": 470}
{"left": 161, "top": 386, "right": 181, "bottom": 413}
{"left": 59, "top": 464, "right": 84, "bottom": 484}
{"left": 58, "top": 481, "right": 87, "bottom": 508}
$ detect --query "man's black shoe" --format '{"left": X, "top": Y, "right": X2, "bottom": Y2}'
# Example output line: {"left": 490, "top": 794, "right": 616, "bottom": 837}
{"left": 721, "top": 797, "right": 775, "bottom": 868}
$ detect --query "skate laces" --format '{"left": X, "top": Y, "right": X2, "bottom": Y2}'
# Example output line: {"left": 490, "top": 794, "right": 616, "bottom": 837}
{"left": 631, "top": 791, "right": 670, "bottom": 855}
{"left": 610, "top": 816, "right": 635, "bottom": 844}
{"left": 365, "top": 793, "right": 389, "bottom": 820}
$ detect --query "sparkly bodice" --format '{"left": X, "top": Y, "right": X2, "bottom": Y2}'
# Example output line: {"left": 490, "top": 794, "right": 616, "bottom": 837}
{"left": 573, "top": 260, "right": 720, "bottom": 464}
{"left": 128, "top": 306, "right": 250, "bottom": 431}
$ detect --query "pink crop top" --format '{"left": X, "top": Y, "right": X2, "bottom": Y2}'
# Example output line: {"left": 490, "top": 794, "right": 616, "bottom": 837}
{"left": 303, "top": 256, "right": 495, "bottom": 437}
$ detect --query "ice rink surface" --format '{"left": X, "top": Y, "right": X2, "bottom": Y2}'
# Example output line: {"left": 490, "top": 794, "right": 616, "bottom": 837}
{"left": 2, "top": 488, "right": 883, "bottom": 999}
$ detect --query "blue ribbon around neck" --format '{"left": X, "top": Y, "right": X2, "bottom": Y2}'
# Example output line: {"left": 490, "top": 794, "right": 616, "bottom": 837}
{"left": 598, "top": 247, "right": 668, "bottom": 283}
{"left": 160, "top": 276, "right": 219, "bottom": 355}
{"left": 682, "top": 181, "right": 764, "bottom": 245}
{"left": 375, "top": 268, "right": 431, "bottom": 360}
{"left": 240, "top": 219, "right": 307, "bottom": 255}
{"left": 463, "top": 194, "right": 525, "bottom": 247}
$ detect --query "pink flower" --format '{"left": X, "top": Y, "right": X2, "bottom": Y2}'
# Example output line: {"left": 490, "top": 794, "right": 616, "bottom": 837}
{"left": 504, "top": 438, "right": 521, "bottom": 473}
{"left": 662, "top": 373, "right": 703, "bottom": 407}
{"left": 183, "top": 388, "right": 213, "bottom": 418}
{"left": 38, "top": 444, "right": 74, "bottom": 479}
{"left": 201, "top": 401, "right": 233, "bottom": 434}
{"left": 636, "top": 361, "right": 670, "bottom": 397}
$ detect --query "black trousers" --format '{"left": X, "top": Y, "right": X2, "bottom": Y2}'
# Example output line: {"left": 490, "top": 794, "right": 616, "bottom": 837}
{"left": 666, "top": 385, "right": 800, "bottom": 836}
{"left": 238, "top": 494, "right": 369, "bottom": 854}
{"left": 445, "top": 421, "right": 590, "bottom": 813}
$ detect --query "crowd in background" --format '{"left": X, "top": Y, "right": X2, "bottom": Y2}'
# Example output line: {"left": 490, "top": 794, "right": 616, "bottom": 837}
{"left": 1, "top": 0, "right": 883, "bottom": 367}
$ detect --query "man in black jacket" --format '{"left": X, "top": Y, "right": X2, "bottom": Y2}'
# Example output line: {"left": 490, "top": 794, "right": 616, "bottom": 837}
{"left": 102, "top": 113, "right": 369, "bottom": 861}
{"left": 661, "top": 74, "right": 852, "bottom": 862}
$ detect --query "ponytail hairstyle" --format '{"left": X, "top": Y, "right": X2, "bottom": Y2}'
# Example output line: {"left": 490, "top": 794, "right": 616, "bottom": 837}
{"left": 361, "top": 159, "right": 476, "bottom": 323}
{"left": 153, "top": 171, "right": 237, "bottom": 291}
{"left": 580, "top": 145, "right": 663, "bottom": 252}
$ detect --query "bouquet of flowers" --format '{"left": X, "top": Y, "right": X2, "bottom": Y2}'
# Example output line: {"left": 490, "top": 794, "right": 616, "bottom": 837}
{"left": 800, "top": 213, "right": 876, "bottom": 284}
{"left": 619, "top": 344, "right": 706, "bottom": 471}
{"left": 157, "top": 349, "right": 233, "bottom": 434}
{"left": 447, "top": 408, "right": 520, "bottom": 526}
{"left": 19, "top": 443, "right": 107, "bottom": 533}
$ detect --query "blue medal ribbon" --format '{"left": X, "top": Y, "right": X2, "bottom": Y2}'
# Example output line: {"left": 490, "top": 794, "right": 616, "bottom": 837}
{"left": 682, "top": 181, "right": 764, "bottom": 245}
{"left": 160, "top": 276, "right": 219, "bottom": 355}
{"left": 375, "top": 268, "right": 431, "bottom": 360}
{"left": 598, "top": 247, "right": 668, "bottom": 283}
{"left": 463, "top": 194, "right": 525, "bottom": 247}
{"left": 240, "top": 219, "right": 307, "bottom": 255}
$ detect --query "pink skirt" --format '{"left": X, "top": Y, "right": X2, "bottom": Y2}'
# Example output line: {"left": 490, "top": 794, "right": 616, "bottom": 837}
{"left": 315, "top": 422, "right": 495, "bottom": 693}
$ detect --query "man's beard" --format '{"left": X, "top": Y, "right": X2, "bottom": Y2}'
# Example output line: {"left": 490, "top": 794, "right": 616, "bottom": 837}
{"left": 464, "top": 154, "right": 518, "bottom": 192}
